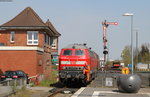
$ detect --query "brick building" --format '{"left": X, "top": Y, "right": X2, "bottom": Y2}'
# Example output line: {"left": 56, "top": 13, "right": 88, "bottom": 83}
{"left": 0, "top": 7, "right": 61, "bottom": 80}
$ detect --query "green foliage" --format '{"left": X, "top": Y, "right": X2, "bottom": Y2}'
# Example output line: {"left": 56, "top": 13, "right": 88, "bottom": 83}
{"left": 39, "top": 70, "right": 58, "bottom": 87}
{"left": 121, "top": 43, "right": 150, "bottom": 66}
{"left": 9, "top": 87, "right": 33, "bottom": 97}
{"left": 52, "top": 65, "right": 58, "bottom": 70}
{"left": 121, "top": 45, "right": 131, "bottom": 66}
{"left": 138, "top": 44, "right": 150, "bottom": 64}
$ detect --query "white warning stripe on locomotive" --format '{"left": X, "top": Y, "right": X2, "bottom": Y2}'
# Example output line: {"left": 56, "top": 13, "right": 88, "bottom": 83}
{"left": 76, "top": 61, "right": 86, "bottom": 64}
{"left": 61, "top": 61, "right": 86, "bottom": 64}
{"left": 61, "top": 61, "right": 71, "bottom": 64}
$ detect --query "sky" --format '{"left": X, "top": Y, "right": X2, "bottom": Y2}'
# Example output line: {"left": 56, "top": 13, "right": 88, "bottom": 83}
{"left": 0, "top": 0, "right": 150, "bottom": 60}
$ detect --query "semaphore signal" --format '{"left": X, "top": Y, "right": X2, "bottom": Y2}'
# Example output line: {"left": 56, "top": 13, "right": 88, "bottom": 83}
{"left": 101, "top": 20, "right": 118, "bottom": 71}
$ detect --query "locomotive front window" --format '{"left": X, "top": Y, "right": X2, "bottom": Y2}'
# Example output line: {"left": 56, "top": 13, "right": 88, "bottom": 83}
{"left": 75, "top": 50, "right": 84, "bottom": 56}
{"left": 63, "top": 50, "right": 72, "bottom": 55}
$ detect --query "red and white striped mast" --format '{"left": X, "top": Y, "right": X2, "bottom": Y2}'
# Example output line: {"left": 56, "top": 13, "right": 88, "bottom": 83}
{"left": 102, "top": 20, "right": 118, "bottom": 71}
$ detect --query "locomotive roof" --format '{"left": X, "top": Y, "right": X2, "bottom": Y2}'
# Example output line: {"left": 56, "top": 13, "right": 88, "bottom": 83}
{"left": 63, "top": 44, "right": 99, "bottom": 58}
{"left": 63, "top": 44, "right": 89, "bottom": 49}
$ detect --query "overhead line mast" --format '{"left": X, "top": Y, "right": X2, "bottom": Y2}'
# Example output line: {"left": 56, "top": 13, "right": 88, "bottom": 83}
{"left": 102, "top": 20, "right": 118, "bottom": 71}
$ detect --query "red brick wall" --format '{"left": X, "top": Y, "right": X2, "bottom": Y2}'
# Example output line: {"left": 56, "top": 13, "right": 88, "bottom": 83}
{"left": 0, "top": 30, "right": 53, "bottom": 79}
{"left": 0, "top": 50, "right": 52, "bottom": 79}
{"left": 0, "top": 30, "right": 45, "bottom": 48}
{"left": 42, "top": 52, "right": 52, "bottom": 79}
{"left": 0, "top": 31, "right": 7, "bottom": 44}
{"left": 0, "top": 50, "right": 38, "bottom": 77}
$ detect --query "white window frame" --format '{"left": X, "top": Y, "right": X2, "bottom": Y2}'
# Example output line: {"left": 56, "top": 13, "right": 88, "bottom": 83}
{"left": 52, "top": 37, "right": 57, "bottom": 49}
{"left": 10, "top": 31, "right": 15, "bottom": 42}
{"left": 27, "top": 31, "right": 38, "bottom": 45}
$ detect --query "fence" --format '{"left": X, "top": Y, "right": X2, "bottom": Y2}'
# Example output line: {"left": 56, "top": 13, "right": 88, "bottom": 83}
{"left": 0, "top": 78, "right": 27, "bottom": 87}
{"left": 0, "top": 78, "right": 27, "bottom": 96}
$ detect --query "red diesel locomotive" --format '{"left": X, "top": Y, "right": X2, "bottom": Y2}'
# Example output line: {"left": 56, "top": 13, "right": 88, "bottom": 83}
{"left": 59, "top": 44, "right": 100, "bottom": 85}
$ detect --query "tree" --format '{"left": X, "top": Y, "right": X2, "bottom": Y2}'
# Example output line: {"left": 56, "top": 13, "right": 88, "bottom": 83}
{"left": 121, "top": 43, "right": 150, "bottom": 67}
{"left": 121, "top": 46, "right": 131, "bottom": 66}
{"left": 138, "top": 44, "right": 150, "bottom": 64}
{"left": 133, "top": 47, "right": 139, "bottom": 65}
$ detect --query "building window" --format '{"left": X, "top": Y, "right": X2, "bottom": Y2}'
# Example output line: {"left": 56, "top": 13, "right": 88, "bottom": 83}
{"left": 44, "top": 33, "right": 50, "bottom": 45}
{"left": 27, "top": 31, "right": 38, "bottom": 45}
{"left": 44, "top": 34, "right": 47, "bottom": 44}
{"left": 10, "top": 31, "right": 15, "bottom": 42}
{"left": 47, "top": 35, "right": 49, "bottom": 45}
{"left": 52, "top": 37, "right": 57, "bottom": 49}
{"left": 49, "top": 37, "right": 51, "bottom": 45}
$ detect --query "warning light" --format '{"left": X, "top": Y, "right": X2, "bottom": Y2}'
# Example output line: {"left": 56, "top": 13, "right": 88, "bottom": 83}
{"left": 114, "top": 22, "right": 118, "bottom": 25}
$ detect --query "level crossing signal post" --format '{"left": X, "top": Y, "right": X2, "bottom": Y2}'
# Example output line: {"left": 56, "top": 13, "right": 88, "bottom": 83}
{"left": 101, "top": 20, "right": 118, "bottom": 71}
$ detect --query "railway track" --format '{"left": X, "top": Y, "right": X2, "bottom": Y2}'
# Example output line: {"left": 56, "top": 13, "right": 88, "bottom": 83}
{"left": 48, "top": 87, "right": 79, "bottom": 97}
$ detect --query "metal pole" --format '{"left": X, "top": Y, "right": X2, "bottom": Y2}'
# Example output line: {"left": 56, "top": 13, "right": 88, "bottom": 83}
{"left": 103, "top": 20, "right": 107, "bottom": 72}
{"left": 107, "top": 41, "right": 109, "bottom": 62}
{"left": 131, "top": 15, "right": 134, "bottom": 74}
{"left": 136, "top": 30, "right": 138, "bottom": 65}
{"left": 123, "top": 13, "right": 134, "bottom": 74}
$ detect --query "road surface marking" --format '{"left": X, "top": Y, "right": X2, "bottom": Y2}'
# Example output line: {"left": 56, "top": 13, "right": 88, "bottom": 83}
{"left": 92, "top": 91, "right": 119, "bottom": 97}
{"left": 138, "top": 93, "right": 150, "bottom": 97}
{"left": 71, "top": 87, "right": 85, "bottom": 97}
{"left": 92, "top": 91, "right": 150, "bottom": 97}
{"left": 92, "top": 91, "right": 100, "bottom": 97}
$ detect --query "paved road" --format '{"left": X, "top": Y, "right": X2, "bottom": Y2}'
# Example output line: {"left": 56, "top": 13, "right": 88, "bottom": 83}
{"left": 0, "top": 86, "right": 12, "bottom": 97}
{"left": 72, "top": 87, "right": 150, "bottom": 97}
{"left": 88, "top": 71, "right": 150, "bottom": 88}
{"left": 79, "top": 71, "right": 150, "bottom": 97}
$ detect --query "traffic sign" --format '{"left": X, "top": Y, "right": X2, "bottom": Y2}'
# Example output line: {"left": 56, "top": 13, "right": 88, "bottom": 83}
{"left": 122, "top": 67, "right": 129, "bottom": 74}
{"left": 128, "top": 64, "right": 132, "bottom": 68}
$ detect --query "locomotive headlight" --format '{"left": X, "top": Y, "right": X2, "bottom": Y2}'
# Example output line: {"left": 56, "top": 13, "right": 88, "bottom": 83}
{"left": 61, "top": 61, "right": 71, "bottom": 64}
{"left": 76, "top": 61, "right": 86, "bottom": 64}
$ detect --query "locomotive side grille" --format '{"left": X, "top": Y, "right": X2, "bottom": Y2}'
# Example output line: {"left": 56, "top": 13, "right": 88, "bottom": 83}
{"left": 63, "top": 66, "right": 84, "bottom": 70}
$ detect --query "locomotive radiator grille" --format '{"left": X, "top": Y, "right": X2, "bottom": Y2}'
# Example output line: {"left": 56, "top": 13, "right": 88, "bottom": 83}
{"left": 62, "top": 66, "right": 84, "bottom": 70}
{"left": 59, "top": 70, "right": 85, "bottom": 79}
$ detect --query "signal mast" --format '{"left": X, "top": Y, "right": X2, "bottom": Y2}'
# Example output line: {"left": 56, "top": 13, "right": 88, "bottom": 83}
{"left": 102, "top": 20, "right": 118, "bottom": 71}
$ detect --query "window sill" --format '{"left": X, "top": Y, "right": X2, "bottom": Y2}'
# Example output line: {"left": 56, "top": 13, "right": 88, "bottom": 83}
{"left": 27, "top": 44, "right": 38, "bottom": 46}
{"left": 10, "top": 41, "right": 15, "bottom": 44}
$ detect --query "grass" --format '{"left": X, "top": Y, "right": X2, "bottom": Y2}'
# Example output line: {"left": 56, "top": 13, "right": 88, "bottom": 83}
{"left": 52, "top": 65, "right": 58, "bottom": 70}
{"left": 39, "top": 65, "right": 59, "bottom": 87}
{"left": 8, "top": 66, "right": 59, "bottom": 97}
{"left": 9, "top": 87, "right": 34, "bottom": 97}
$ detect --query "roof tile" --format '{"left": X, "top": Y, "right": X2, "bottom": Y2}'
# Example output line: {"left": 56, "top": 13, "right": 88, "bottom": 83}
{"left": 45, "top": 19, "right": 61, "bottom": 36}
{"left": 1, "top": 7, "right": 61, "bottom": 36}
{"left": 1, "top": 7, "right": 46, "bottom": 26}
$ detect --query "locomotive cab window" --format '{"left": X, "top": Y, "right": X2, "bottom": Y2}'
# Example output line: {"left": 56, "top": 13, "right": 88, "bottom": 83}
{"left": 63, "top": 50, "right": 72, "bottom": 55}
{"left": 75, "top": 50, "right": 84, "bottom": 56}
